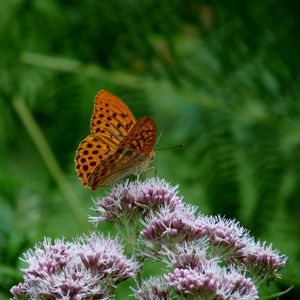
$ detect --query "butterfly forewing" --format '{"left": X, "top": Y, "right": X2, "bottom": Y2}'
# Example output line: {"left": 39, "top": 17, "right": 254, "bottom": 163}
{"left": 75, "top": 135, "right": 115, "bottom": 186}
{"left": 91, "top": 90, "right": 136, "bottom": 146}
{"left": 75, "top": 90, "right": 138, "bottom": 187}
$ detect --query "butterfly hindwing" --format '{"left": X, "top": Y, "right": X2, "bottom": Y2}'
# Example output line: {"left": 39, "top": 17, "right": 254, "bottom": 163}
{"left": 119, "top": 116, "right": 157, "bottom": 156}
{"left": 88, "top": 148, "right": 143, "bottom": 189}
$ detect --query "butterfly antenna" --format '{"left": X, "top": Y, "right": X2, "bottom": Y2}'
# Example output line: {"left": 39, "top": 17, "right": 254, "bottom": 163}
{"left": 156, "top": 144, "right": 184, "bottom": 151}
{"left": 154, "top": 131, "right": 163, "bottom": 148}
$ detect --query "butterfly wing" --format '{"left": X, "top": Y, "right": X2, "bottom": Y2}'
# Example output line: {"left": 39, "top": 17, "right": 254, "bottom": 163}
{"left": 88, "top": 116, "right": 157, "bottom": 189}
{"left": 75, "top": 135, "right": 113, "bottom": 186}
{"left": 118, "top": 116, "right": 157, "bottom": 156}
{"left": 87, "top": 149, "right": 144, "bottom": 189}
{"left": 91, "top": 90, "right": 136, "bottom": 146}
{"left": 75, "top": 90, "right": 137, "bottom": 187}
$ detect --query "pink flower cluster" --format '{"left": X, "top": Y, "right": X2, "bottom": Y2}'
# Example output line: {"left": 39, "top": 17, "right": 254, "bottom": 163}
{"left": 141, "top": 205, "right": 206, "bottom": 245}
{"left": 165, "top": 263, "right": 258, "bottom": 300}
{"left": 93, "top": 178, "right": 287, "bottom": 299}
{"left": 10, "top": 234, "right": 138, "bottom": 300}
{"left": 11, "top": 178, "right": 288, "bottom": 299}
{"left": 162, "top": 241, "right": 259, "bottom": 299}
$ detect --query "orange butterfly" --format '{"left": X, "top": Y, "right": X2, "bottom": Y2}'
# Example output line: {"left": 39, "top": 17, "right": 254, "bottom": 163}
{"left": 75, "top": 90, "right": 157, "bottom": 190}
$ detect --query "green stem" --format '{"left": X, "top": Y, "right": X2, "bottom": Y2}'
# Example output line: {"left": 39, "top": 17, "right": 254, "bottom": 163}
{"left": 260, "top": 285, "right": 294, "bottom": 299}
{"left": 13, "top": 97, "right": 88, "bottom": 230}
{"left": 123, "top": 218, "right": 137, "bottom": 253}
{"left": 121, "top": 217, "right": 145, "bottom": 286}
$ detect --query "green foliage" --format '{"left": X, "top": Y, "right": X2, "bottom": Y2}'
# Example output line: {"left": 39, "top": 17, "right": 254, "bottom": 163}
{"left": 0, "top": 0, "right": 299, "bottom": 298}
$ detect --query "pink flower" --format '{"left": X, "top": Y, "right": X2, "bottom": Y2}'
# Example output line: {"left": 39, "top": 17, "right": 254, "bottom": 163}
{"left": 242, "top": 240, "right": 287, "bottom": 282}
{"left": 78, "top": 233, "right": 139, "bottom": 284}
{"left": 165, "top": 262, "right": 258, "bottom": 299}
{"left": 203, "top": 215, "right": 252, "bottom": 259}
{"left": 218, "top": 266, "right": 258, "bottom": 300}
{"left": 135, "top": 277, "right": 172, "bottom": 300}
{"left": 162, "top": 240, "right": 209, "bottom": 269}
{"left": 165, "top": 264, "right": 219, "bottom": 298}
{"left": 10, "top": 234, "right": 137, "bottom": 299}
{"left": 21, "top": 238, "right": 71, "bottom": 280}
{"left": 141, "top": 205, "right": 206, "bottom": 247}
{"left": 90, "top": 178, "right": 182, "bottom": 223}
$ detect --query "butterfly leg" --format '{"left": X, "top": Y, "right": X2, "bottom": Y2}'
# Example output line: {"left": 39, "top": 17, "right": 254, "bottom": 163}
{"left": 134, "top": 173, "right": 140, "bottom": 198}
{"left": 152, "top": 166, "right": 156, "bottom": 177}
{"left": 145, "top": 166, "right": 156, "bottom": 177}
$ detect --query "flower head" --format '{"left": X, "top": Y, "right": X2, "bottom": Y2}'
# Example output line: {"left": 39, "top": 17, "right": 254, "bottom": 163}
{"left": 165, "top": 264, "right": 220, "bottom": 298}
{"left": 21, "top": 238, "right": 72, "bottom": 280}
{"left": 217, "top": 266, "right": 258, "bottom": 300}
{"left": 135, "top": 178, "right": 181, "bottom": 209}
{"left": 141, "top": 204, "right": 206, "bottom": 247}
{"left": 162, "top": 240, "right": 209, "bottom": 269}
{"left": 204, "top": 215, "right": 253, "bottom": 259}
{"left": 242, "top": 240, "right": 287, "bottom": 281}
{"left": 78, "top": 233, "right": 139, "bottom": 284}
{"left": 134, "top": 277, "right": 172, "bottom": 300}
{"left": 165, "top": 262, "right": 258, "bottom": 300}
{"left": 90, "top": 178, "right": 182, "bottom": 224}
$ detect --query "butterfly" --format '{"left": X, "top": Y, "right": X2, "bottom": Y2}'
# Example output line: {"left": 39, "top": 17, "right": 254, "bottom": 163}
{"left": 75, "top": 90, "right": 157, "bottom": 190}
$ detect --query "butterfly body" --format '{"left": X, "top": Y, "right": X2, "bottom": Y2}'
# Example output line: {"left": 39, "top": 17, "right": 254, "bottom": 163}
{"left": 75, "top": 90, "right": 156, "bottom": 190}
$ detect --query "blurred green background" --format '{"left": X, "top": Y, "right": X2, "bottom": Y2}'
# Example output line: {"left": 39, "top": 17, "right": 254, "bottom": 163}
{"left": 0, "top": 0, "right": 299, "bottom": 298}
